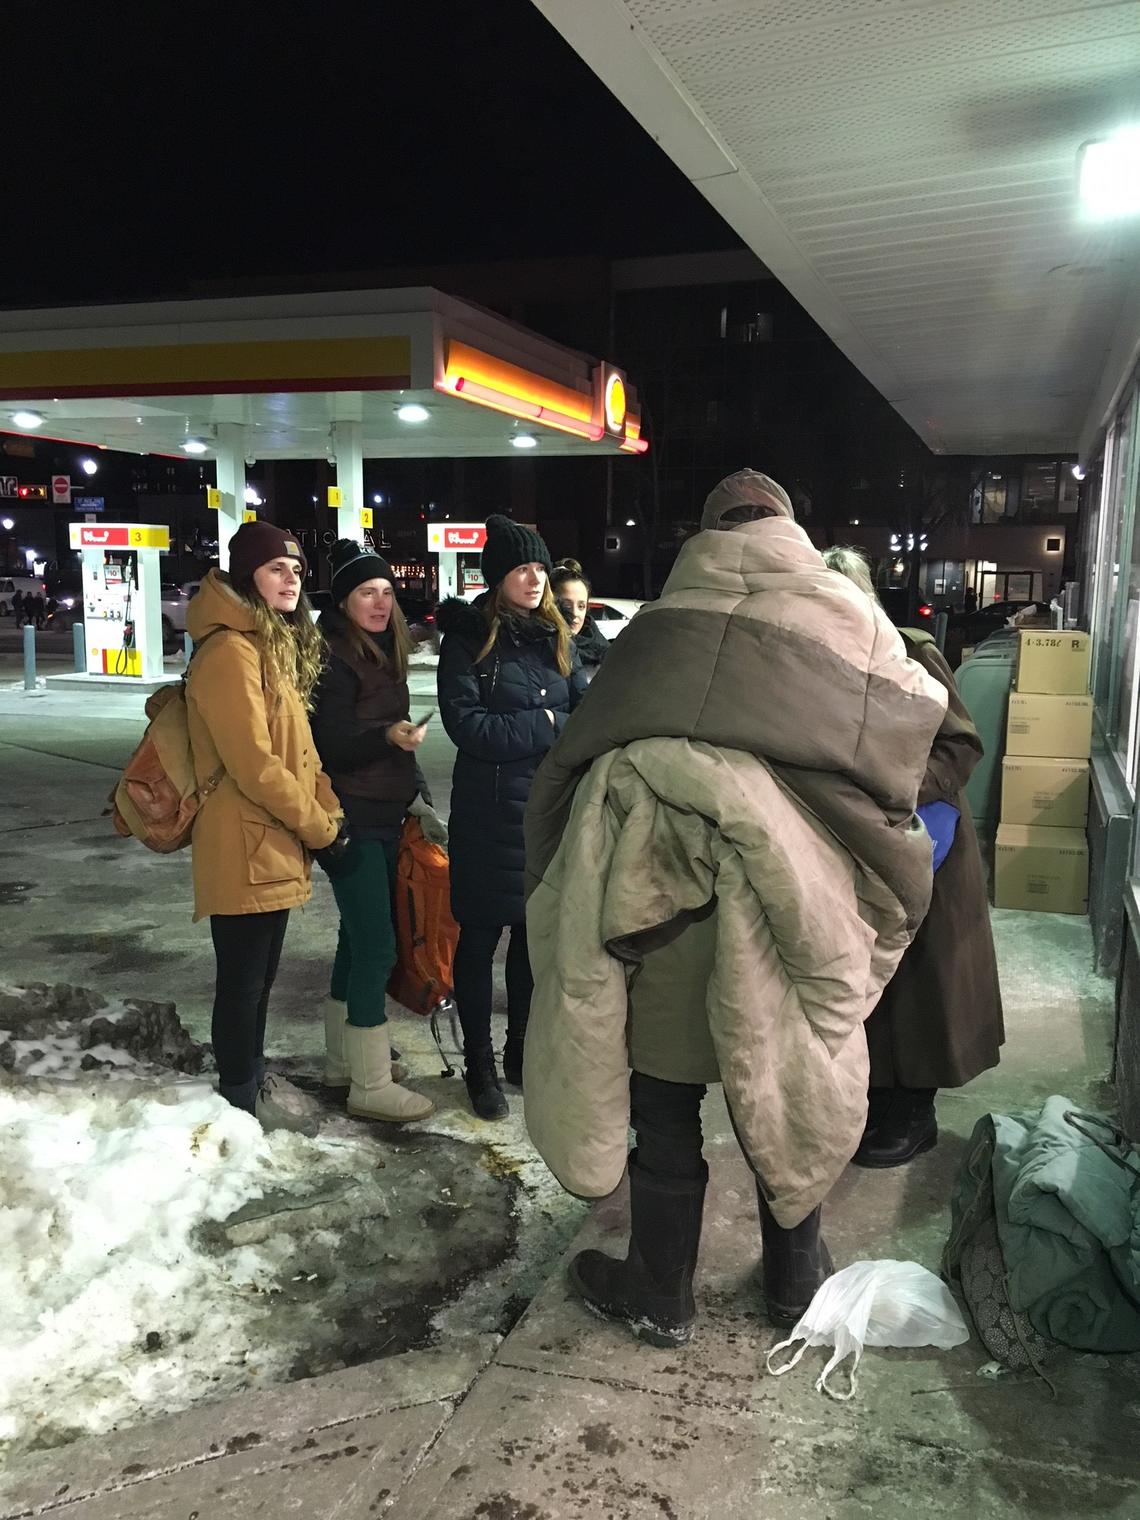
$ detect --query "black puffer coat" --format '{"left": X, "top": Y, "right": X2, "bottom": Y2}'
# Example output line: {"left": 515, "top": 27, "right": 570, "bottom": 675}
{"left": 573, "top": 615, "right": 610, "bottom": 680}
{"left": 437, "top": 596, "right": 587, "bottom": 927}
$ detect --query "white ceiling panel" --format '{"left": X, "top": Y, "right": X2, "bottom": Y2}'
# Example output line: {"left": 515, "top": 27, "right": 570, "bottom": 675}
{"left": 535, "top": 0, "right": 1140, "bottom": 453}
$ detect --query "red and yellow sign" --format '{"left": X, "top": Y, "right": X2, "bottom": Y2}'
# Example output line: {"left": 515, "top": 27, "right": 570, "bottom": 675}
{"left": 69, "top": 523, "right": 170, "bottom": 550}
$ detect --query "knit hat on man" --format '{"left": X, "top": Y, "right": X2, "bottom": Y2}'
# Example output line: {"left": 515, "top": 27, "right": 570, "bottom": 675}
{"left": 481, "top": 514, "right": 553, "bottom": 590}
{"left": 228, "top": 520, "right": 308, "bottom": 583}
{"left": 700, "top": 469, "right": 794, "bottom": 531}
{"left": 330, "top": 538, "right": 396, "bottom": 603}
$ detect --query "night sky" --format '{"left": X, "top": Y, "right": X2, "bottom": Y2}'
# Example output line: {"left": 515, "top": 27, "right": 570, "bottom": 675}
{"left": 5, "top": 0, "right": 737, "bottom": 307}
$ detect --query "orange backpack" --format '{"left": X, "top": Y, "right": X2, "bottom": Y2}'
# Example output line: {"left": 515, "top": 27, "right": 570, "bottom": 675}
{"left": 387, "top": 816, "right": 459, "bottom": 1018}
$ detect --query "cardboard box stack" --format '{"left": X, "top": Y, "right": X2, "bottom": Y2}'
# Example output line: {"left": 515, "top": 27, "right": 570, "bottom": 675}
{"left": 995, "top": 631, "right": 1092, "bottom": 914}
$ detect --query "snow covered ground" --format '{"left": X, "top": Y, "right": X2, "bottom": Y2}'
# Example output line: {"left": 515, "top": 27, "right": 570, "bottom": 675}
{"left": 0, "top": 1079, "right": 389, "bottom": 1453}
{"left": 0, "top": 985, "right": 586, "bottom": 1458}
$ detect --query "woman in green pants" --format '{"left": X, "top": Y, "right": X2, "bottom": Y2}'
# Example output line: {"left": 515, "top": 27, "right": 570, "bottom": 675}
{"left": 310, "top": 539, "right": 446, "bottom": 1122}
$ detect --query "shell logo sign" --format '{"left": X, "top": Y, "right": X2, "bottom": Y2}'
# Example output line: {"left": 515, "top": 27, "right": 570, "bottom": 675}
{"left": 604, "top": 371, "right": 627, "bottom": 434}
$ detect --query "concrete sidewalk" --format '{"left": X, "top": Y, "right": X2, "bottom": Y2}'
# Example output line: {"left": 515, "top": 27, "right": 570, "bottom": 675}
{"left": 2, "top": 902, "right": 1136, "bottom": 1518}
{"left": 3, "top": 677, "right": 1137, "bottom": 1517}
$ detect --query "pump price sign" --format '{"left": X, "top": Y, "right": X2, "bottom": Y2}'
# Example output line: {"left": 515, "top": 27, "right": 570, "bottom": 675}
{"left": 427, "top": 523, "right": 487, "bottom": 551}
{"left": 69, "top": 524, "right": 171, "bottom": 549}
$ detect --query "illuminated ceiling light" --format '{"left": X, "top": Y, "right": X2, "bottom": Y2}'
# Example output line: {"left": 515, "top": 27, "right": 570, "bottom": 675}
{"left": 1078, "top": 127, "right": 1140, "bottom": 220}
{"left": 1, "top": 517, "right": 14, "bottom": 531}
{"left": 11, "top": 410, "right": 44, "bottom": 429}
{"left": 79, "top": 457, "right": 98, "bottom": 476}
{"left": 243, "top": 486, "right": 263, "bottom": 506}
{"left": 396, "top": 403, "right": 430, "bottom": 424}
{"left": 372, "top": 493, "right": 384, "bottom": 505}
{"left": 1072, "top": 463, "right": 1087, "bottom": 481}
{"left": 182, "top": 438, "right": 209, "bottom": 454}
{"left": 510, "top": 434, "right": 538, "bottom": 450}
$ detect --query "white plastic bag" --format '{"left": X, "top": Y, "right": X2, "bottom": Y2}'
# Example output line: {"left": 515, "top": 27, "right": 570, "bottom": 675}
{"left": 765, "top": 1259, "right": 969, "bottom": 1400}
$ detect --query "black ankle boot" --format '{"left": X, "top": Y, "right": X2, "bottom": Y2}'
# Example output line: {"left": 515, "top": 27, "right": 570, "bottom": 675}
{"left": 567, "top": 1152, "right": 707, "bottom": 1348}
{"left": 464, "top": 1048, "right": 508, "bottom": 1121}
{"left": 852, "top": 1087, "right": 937, "bottom": 1169}
{"left": 502, "top": 1030, "right": 525, "bottom": 1087}
{"left": 756, "top": 1186, "right": 833, "bottom": 1328}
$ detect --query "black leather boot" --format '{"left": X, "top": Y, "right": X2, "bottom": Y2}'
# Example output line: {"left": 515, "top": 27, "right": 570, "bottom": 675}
{"left": 756, "top": 1185, "right": 834, "bottom": 1328}
{"left": 851, "top": 1087, "right": 937, "bottom": 1168}
{"left": 567, "top": 1152, "right": 707, "bottom": 1348}
{"left": 502, "top": 1028, "right": 525, "bottom": 1087}
{"left": 463, "top": 1047, "right": 508, "bottom": 1121}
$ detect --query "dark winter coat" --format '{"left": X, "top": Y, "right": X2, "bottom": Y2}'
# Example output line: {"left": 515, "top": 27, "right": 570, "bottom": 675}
{"left": 437, "top": 595, "right": 587, "bottom": 927}
{"left": 865, "top": 631, "right": 1005, "bottom": 1088}
{"left": 310, "top": 608, "right": 425, "bottom": 835}
{"left": 573, "top": 615, "right": 610, "bottom": 679}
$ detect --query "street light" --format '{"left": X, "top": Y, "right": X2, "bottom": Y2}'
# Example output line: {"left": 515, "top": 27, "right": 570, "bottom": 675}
{"left": 1, "top": 517, "right": 13, "bottom": 531}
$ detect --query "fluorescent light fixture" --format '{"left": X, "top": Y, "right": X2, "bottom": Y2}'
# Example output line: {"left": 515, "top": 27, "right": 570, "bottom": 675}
{"left": 396, "top": 403, "right": 430, "bottom": 424}
{"left": 510, "top": 434, "right": 538, "bottom": 450}
{"left": 79, "top": 458, "right": 98, "bottom": 476}
{"left": 182, "top": 438, "right": 209, "bottom": 454}
{"left": 1079, "top": 127, "right": 1140, "bottom": 220}
{"left": 11, "top": 410, "right": 44, "bottom": 429}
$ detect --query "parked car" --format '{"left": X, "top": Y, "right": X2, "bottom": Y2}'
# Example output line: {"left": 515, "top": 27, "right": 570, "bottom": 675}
{"left": 0, "top": 575, "right": 47, "bottom": 615}
{"left": 161, "top": 582, "right": 201, "bottom": 648}
{"left": 878, "top": 588, "right": 935, "bottom": 627}
{"left": 588, "top": 598, "right": 646, "bottom": 640}
{"left": 949, "top": 599, "right": 1036, "bottom": 646}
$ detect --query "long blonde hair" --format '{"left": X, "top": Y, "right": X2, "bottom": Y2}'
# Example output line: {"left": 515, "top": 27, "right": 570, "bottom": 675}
{"left": 477, "top": 580, "right": 572, "bottom": 677}
{"left": 338, "top": 595, "right": 413, "bottom": 681}
{"left": 231, "top": 574, "right": 325, "bottom": 706}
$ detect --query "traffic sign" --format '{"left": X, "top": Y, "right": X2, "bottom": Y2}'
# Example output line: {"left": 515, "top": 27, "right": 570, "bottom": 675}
{"left": 74, "top": 496, "right": 105, "bottom": 513}
{"left": 0, "top": 476, "right": 15, "bottom": 498}
{"left": 52, "top": 474, "right": 72, "bottom": 504}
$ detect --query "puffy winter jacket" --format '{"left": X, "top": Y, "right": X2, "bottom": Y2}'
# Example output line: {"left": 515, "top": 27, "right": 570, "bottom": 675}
{"left": 310, "top": 607, "right": 426, "bottom": 834}
{"left": 437, "top": 596, "right": 586, "bottom": 927}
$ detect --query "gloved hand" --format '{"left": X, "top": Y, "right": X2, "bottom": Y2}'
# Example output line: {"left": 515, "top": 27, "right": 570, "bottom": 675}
{"left": 408, "top": 794, "right": 448, "bottom": 848}
{"left": 314, "top": 820, "right": 353, "bottom": 876}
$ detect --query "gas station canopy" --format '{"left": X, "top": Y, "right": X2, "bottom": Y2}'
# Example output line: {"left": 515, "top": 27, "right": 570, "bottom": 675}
{"left": 0, "top": 286, "right": 645, "bottom": 461}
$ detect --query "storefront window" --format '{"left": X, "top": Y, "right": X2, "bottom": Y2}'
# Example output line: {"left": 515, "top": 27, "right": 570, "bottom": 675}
{"left": 1090, "top": 388, "right": 1139, "bottom": 774}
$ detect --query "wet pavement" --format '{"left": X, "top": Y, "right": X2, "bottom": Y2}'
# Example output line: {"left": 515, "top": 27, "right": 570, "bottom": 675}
{"left": 2, "top": 679, "right": 1138, "bottom": 1517}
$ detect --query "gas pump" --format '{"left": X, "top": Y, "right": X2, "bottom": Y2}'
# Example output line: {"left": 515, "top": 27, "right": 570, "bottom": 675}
{"left": 68, "top": 522, "right": 169, "bottom": 680}
{"left": 427, "top": 521, "right": 488, "bottom": 602}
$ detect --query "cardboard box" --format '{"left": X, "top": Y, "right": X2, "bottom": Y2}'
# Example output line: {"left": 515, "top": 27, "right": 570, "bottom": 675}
{"left": 1005, "top": 693, "right": 1093, "bottom": 759}
{"left": 1001, "top": 756, "right": 1090, "bottom": 828}
{"left": 995, "top": 824, "right": 1089, "bottom": 915}
{"left": 1015, "top": 630, "right": 1091, "bottom": 695}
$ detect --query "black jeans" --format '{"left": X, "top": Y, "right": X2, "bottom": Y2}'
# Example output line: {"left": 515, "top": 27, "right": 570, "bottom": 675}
{"left": 452, "top": 921, "right": 532, "bottom": 1057}
{"left": 630, "top": 1070, "right": 709, "bottom": 1182}
{"left": 209, "top": 909, "right": 290, "bottom": 1086}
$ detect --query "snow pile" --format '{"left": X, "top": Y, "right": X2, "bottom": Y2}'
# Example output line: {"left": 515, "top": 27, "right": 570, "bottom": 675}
{"left": 0, "top": 1081, "right": 370, "bottom": 1453}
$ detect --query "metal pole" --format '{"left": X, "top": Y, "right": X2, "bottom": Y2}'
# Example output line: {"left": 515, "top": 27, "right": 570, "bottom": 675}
{"left": 934, "top": 610, "right": 949, "bottom": 653}
{"left": 183, "top": 630, "right": 193, "bottom": 663}
{"left": 23, "top": 623, "right": 35, "bottom": 690}
{"left": 73, "top": 620, "right": 86, "bottom": 672}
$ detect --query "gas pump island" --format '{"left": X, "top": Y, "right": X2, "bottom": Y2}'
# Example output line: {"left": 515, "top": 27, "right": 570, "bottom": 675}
{"left": 69, "top": 522, "right": 169, "bottom": 681}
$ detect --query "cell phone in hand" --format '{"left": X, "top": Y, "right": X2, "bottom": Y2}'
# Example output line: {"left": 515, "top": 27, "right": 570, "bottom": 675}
{"left": 413, "top": 710, "right": 436, "bottom": 728}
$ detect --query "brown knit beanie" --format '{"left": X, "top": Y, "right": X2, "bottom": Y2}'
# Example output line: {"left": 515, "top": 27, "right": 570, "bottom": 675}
{"left": 227, "top": 521, "right": 308, "bottom": 583}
